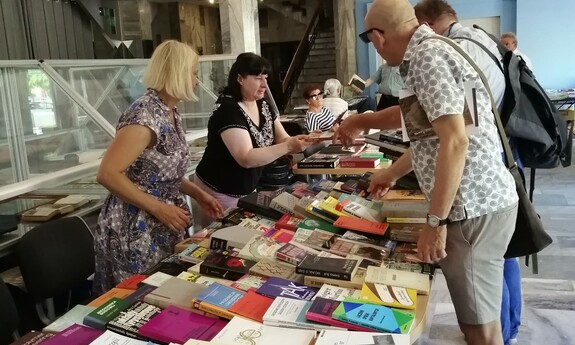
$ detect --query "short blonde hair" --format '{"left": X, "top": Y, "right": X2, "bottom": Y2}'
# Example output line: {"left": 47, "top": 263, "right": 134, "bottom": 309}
{"left": 501, "top": 32, "right": 518, "bottom": 45}
{"left": 143, "top": 40, "right": 199, "bottom": 102}
{"left": 324, "top": 79, "right": 342, "bottom": 97}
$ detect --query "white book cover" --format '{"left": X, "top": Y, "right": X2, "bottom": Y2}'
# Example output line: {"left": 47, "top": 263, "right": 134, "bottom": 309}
{"left": 315, "top": 330, "right": 410, "bottom": 345}
{"left": 89, "top": 330, "right": 152, "bottom": 345}
{"left": 263, "top": 297, "right": 346, "bottom": 331}
{"left": 312, "top": 284, "right": 361, "bottom": 301}
{"left": 270, "top": 192, "right": 299, "bottom": 215}
{"left": 212, "top": 316, "right": 316, "bottom": 345}
{"left": 43, "top": 305, "right": 96, "bottom": 333}
{"left": 141, "top": 272, "right": 173, "bottom": 287}
{"left": 365, "top": 266, "right": 430, "bottom": 295}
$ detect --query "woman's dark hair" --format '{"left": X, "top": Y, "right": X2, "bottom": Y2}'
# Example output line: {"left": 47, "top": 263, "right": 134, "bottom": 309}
{"left": 302, "top": 83, "right": 323, "bottom": 99}
{"left": 222, "top": 53, "right": 272, "bottom": 102}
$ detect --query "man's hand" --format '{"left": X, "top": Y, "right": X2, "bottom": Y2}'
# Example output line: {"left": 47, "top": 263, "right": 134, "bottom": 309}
{"left": 351, "top": 85, "right": 363, "bottom": 94}
{"left": 417, "top": 224, "right": 447, "bottom": 263}
{"left": 197, "top": 192, "right": 224, "bottom": 219}
{"left": 367, "top": 169, "right": 397, "bottom": 198}
{"left": 333, "top": 115, "right": 362, "bottom": 146}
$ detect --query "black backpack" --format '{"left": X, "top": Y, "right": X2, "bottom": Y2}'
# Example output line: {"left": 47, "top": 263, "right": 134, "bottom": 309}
{"left": 457, "top": 25, "right": 570, "bottom": 169}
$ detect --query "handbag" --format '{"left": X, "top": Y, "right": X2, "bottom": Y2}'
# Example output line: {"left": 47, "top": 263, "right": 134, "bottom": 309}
{"left": 428, "top": 36, "right": 553, "bottom": 258}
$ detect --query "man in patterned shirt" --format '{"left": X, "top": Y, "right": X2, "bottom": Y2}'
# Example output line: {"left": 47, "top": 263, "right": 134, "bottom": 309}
{"left": 362, "top": 1, "right": 519, "bottom": 344}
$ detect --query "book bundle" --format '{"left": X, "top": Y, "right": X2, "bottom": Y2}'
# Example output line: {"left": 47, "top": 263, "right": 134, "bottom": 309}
{"left": 297, "top": 144, "right": 391, "bottom": 170}
{"left": 17, "top": 179, "right": 434, "bottom": 345}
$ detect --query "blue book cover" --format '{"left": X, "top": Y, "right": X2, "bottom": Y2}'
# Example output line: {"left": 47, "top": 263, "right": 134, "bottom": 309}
{"left": 195, "top": 283, "right": 245, "bottom": 309}
{"left": 256, "top": 277, "right": 318, "bottom": 301}
{"left": 332, "top": 300, "right": 415, "bottom": 334}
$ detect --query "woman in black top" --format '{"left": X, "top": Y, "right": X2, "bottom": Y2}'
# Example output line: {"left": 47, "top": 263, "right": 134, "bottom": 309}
{"left": 194, "top": 53, "right": 313, "bottom": 227}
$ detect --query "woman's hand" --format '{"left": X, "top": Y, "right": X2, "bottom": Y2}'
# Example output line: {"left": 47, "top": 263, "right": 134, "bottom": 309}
{"left": 197, "top": 192, "right": 224, "bottom": 219}
{"left": 287, "top": 135, "right": 315, "bottom": 153}
{"left": 151, "top": 203, "right": 192, "bottom": 232}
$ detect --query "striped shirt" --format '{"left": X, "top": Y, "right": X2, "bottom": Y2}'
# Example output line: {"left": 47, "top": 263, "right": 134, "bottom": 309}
{"left": 305, "top": 107, "right": 335, "bottom": 132}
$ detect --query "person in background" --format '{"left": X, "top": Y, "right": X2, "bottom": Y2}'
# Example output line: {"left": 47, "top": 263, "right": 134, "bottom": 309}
{"left": 303, "top": 83, "right": 337, "bottom": 132}
{"left": 322, "top": 79, "right": 349, "bottom": 117}
{"left": 352, "top": 60, "right": 403, "bottom": 110}
{"left": 194, "top": 53, "right": 314, "bottom": 227}
{"left": 501, "top": 32, "right": 533, "bottom": 70}
{"left": 363, "top": 1, "right": 519, "bottom": 344}
{"left": 94, "top": 40, "right": 224, "bottom": 293}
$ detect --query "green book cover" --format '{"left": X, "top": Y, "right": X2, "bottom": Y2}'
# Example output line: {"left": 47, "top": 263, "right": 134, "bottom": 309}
{"left": 332, "top": 299, "right": 414, "bottom": 334}
{"left": 359, "top": 152, "right": 386, "bottom": 159}
{"left": 83, "top": 297, "right": 132, "bottom": 330}
{"left": 296, "top": 218, "right": 343, "bottom": 235}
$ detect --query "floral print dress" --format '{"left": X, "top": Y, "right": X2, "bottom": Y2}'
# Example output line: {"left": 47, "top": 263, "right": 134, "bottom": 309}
{"left": 93, "top": 89, "right": 190, "bottom": 293}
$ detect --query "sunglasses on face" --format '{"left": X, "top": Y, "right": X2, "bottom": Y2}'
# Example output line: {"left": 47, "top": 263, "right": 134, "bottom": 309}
{"left": 307, "top": 91, "right": 323, "bottom": 100}
{"left": 359, "top": 28, "right": 384, "bottom": 43}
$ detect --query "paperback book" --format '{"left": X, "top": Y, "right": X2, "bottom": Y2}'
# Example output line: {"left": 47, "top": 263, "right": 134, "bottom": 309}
{"left": 263, "top": 297, "right": 345, "bottom": 331}
{"left": 332, "top": 300, "right": 415, "bottom": 334}
{"left": 296, "top": 255, "right": 359, "bottom": 281}
{"left": 211, "top": 316, "right": 316, "bottom": 345}
{"left": 256, "top": 277, "right": 318, "bottom": 301}
{"left": 106, "top": 300, "right": 162, "bottom": 339}
{"left": 359, "top": 283, "right": 417, "bottom": 310}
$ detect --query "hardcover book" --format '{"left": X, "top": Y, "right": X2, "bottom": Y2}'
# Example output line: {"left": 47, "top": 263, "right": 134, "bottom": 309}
{"left": 138, "top": 305, "right": 228, "bottom": 344}
{"left": 332, "top": 300, "right": 415, "bottom": 334}
{"left": 200, "top": 252, "right": 257, "bottom": 281}
{"left": 83, "top": 297, "right": 132, "bottom": 330}
{"left": 211, "top": 316, "right": 316, "bottom": 345}
{"left": 143, "top": 277, "right": 208, "bottom": 311}
{"left": 256, "top": 277, "right": 318, "bottom": 301}
{"left": 315, "top": 330, "right": 410, "bottom": 345}
{"left": 106, "top": 300, "right": 162, "bottom": 339}
{"left": 297, "top": 155, "right": 340, "bottom": 169}
{"left": 249, "top": 258, "right": 303, "bottom": 281}
{"left": 41, "top": 324, "right": 103, "bottom": 345}
{"left": 263, "top": 297, "right": 344, "bottom": 331}
{"left": 237, "top": 235, "right": 284, "bottom": 261}
{"left": 359, "top": 283, "right": 417, "bottom": 310}
{"left": 348, "top": 74, "right": 366, "bottom": 91}
{"left": 305, "top": 298, "right": 373, "bottom": 332}
{"left": 296, "top": 255, "right": 359, "bottom": 281}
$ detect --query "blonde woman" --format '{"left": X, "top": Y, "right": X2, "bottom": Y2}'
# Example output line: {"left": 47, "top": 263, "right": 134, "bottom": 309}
{"left": 94, "top": 40, "right": 223, "bottom": 293}
{"left": 323, "top": 78, "right": 349, "bottom": 117}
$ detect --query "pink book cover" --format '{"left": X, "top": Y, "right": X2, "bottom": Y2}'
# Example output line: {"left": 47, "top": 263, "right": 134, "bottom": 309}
{"left": 305, "top": 297, "right": 373, "bottom": 332}
{"left": 138, "top": 305, "right": 227, "bottom": 343}
{"left": 41, "top": 324, "right": 103, "bottom": 345}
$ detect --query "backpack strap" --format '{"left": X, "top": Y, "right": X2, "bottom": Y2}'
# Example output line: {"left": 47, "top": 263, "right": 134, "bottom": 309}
{"left": 420, "top": 35, "right": 516, "bottom": 170}
{"left": 453, "top": 36, "right": 504, "bottom": 74}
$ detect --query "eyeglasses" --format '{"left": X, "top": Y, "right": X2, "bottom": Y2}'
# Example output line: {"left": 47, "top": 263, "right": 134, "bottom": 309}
{"left": 307, "top": 92, "right": 323, "bottom": 100}
{"left": 358, "top": 28, "right": 384, "bottom": 43}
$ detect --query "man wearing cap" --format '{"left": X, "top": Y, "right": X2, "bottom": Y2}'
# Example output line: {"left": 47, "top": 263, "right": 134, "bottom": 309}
{"left": 363, "top": 1, "right": 519, "bottom": 345}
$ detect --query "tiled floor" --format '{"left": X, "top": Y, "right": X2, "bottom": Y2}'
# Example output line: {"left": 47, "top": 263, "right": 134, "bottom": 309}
{"left": 415, "top": 156, "right": 575, "bottom": 344}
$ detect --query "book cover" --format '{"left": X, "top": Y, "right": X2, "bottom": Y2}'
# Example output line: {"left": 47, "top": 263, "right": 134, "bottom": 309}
{"left": 83, "top": 297, "right": 132, "bottom": 330}
{"left": 116, "top": 275, "right": 147, "bottom": 290}
{"left": 312, "top": 284, "right": 360, "bottom": 302}
{"left": 296, "top": 255, "right": 358, "bottom": 281}
{"left": 178, "top": 244, "right": 210, "bottom": 264}
{"left": 200, "top": 252, "right": 257, "bottom": 281}
{"left": 311, "top": 179, "right": 338, "bottom": 192}
{"left": 319, "top": 144, "right": 366, "bottom": 156}
{"left": 332, "top": 300, "right": 414, "bottom": 334}
{"left": 228, "top": 290, "right": 274, "bottom": 323}
{"left": 89, "top": 330, "right": 151, "bottom": 345}
{"left": 296, "top": 218, "right": 342, "bottom": 235}
{"left": 87, "top": 288, "right": 133, "bottom": 308}
{"left": 302, "top": 229, "right": 340, "bottom": 251}
{"left": 41, "top": 324, "right": 103, "bottom": 345}
{"left": 318, "top": 197, "right": 348, "bottom": 219}
{"left": 138, "top": 306, "right": 228, "bottom": 343}
{"left": 237, "top": 191, "right": 284, "bottom": 220}
{"left": 8, "top": 331, "right": 53, "bottom": 345}
{"left": 333, "top": 217, "right": 388, "bottom": 236}
{"left": 339, "top": 157, "right": 380, "bottom": 168}
{"left": 174, "top": 237, "right": 197, "bottom": 254}
{"left": 143, "top": 277, "right": 207, "bottom": 311}
{"left": 275, "top": 214, "right": 304, "bottom": 232}
{"left": 365, "top": 267, "right": 430, "bottom": 295}
{"left": 263, "top": 227, "right": 294, "bottom": 243}
{"left": 211, "top": 316, "right": 316, "bottom": 345}
{"left": 348, "top": 74, "right": 366, "bottom": 91}
{"left": 123, "top": 284, "right": 157, "bottom": 305}
{"left": 297, "top": 155, "right": 340, "bottom": 169}
{"left": 256, "top": 277, "right": 318, "bottom": 301}
{"left": 263, "top": 297, "right": 344, "bottom": 331}
{"left": 315, "top": 330, "right": 411, "bottom": 345}
{"left": 230, "top": 274, "right": 268, "bottom": 292}
{"left": 140, "top": 272, "right": 173, "bottom": 288}
{"left": 143, "top": 253, "right": 192, "bottom": 276}
{"left": 237, "top": 235, "right": 284, "bottom": 261}
{"left": 305, "top": 298, "right": 373, "bottom": 332}
{"left": 304, "top": 269, "right": 366, "bottom": 290}
{"left": 43, "top": 304, "right": 96, "bottom": 333}
{"left": 275, "top": 243, "right": 310, "bottom": 266}
{"left": 383, "top": 190, "right": 426, "bottom": 201}
{"left": 269, "top": 192, "right": 299, "bottom": 216}
{"left": 195, "top": 283, "right": 245, "bottom": 309}
{"left": 209, "top": 225, "right": 263, "bottom": 251}
{"left": 249, "top": 259, "right": 302, "bottom": 282}
{"left": 106, "top": 300, "right": 162, "bottom": 339}
{"left": 380, "top": 259, "right": 436, "bottom": 276}
{"left": 359, "top": 283, "right": 417, "bottom": 310}
{"left": 329, "top": 238, "right": 391, "bottom": 264}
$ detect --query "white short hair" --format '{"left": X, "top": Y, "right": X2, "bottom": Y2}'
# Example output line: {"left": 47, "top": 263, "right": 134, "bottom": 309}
{"left": 324, "top": 79, "right": 342, "bottom": 97}
{"left": 143, "top": 40, "right": 199, "bottom": 102}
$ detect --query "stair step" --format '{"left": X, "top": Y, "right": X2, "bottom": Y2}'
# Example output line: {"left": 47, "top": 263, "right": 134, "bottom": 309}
{"left": 306, "top": 54, "right": 335, "bottom": 62}
{"left": 305, "top": 60, "right": 336, "bottom": 69}
{"left": 312, "top": 42, "right": 335, "bottom": 49}
{"left": 317, "top": 31, "right": 335, "bottom": 38}
{"left": 309, "top": 49, "right": 335, "bottom": 56}
{"left": 313, "top": 37, "right": 335, "bottom": 44}
{"left": 302, "top": 67, "right": 335, "bottom": 76}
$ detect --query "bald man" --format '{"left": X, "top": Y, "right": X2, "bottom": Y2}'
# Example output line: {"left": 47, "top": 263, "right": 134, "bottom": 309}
{"left": 362, "top": 1, "right": 519, "bottom": 345}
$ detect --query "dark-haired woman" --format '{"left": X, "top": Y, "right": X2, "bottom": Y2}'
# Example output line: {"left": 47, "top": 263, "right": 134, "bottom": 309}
{"left": 193, "top": 53, "right": 314, "bottom": 227}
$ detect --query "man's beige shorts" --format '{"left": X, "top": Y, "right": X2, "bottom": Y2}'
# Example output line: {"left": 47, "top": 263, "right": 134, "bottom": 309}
{"left": 440, "top": 203, "right": 518, "bottom": 325}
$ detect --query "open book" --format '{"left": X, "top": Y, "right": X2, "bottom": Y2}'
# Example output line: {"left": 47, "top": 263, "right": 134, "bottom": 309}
{"left": 348, "top": 74, "right": 366, "bottom": 91}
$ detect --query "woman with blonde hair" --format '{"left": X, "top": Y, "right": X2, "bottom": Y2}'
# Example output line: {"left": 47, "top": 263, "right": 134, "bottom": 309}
{"left": 323, "top": 78, "right": 349, "bottom": 117}
{"left": 94, "top": 40, "right": 223, "bottom": 293}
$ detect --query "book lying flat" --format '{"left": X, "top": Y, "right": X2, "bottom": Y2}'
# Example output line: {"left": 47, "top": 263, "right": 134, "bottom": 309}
{"left": 263, "top": 297, "right": 345, "bottom": 331}
{"left": 315, "top": 329, "right": 411, "bottom": 345}
{"left": 332, "top": 300, "right": 415, "bottom": 334}
{"left": 211, "top": 316, "right": 316, "bottom": 345}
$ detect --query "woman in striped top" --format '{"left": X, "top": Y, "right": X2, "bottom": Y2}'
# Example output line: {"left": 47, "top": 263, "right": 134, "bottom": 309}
{"left": 303, "top": 83, "right": 336, "bottom": 132}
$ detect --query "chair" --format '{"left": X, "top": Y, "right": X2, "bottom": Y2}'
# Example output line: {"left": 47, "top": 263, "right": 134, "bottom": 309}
{"left": 0, "top": 278, "right": 20, "bottom": 341}
{"left": 16, "top": 216, "right": 95, "bottom": 325}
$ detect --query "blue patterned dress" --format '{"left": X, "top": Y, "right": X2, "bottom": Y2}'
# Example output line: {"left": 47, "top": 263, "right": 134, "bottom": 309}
{"left": 94, "top": 89, "right": 190, "bottom": 293}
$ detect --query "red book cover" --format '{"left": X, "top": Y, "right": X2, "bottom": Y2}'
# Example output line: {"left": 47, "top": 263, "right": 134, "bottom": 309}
{"left": 116, "top": 274, "right": 147, "bottom": 290}
{"left": 275, "top": 214, "right": 303, "bottom": 231}
{"left": 228, "top": 290, "right": 274, "bottom": 323}
{"left": 305, "top": 297, "right": 373, "bottom": 332}
{"left": 138, "top": 305, "right": 227, "bottom": 343}
{"left": 264, "top": 227, "right": 294, "bottom": 243}
{"left": 333, "top": 217, "right": 389, "bottom": 236}
{"left": 339, "top": 157, "right": 380, "bottom": 168}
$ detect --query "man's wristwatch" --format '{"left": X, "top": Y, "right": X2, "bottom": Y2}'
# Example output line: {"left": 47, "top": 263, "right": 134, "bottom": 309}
{"left": 426, "top": 214, "right": 450, "bottom": 228}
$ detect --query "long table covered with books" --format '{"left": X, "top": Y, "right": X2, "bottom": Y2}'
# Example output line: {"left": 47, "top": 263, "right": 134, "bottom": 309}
{"left": 21, "top": 179, "right": 434, "bottom": 345}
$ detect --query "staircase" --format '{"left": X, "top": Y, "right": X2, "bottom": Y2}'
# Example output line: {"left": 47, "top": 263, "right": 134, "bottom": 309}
{"left": 288, "top": 29, "right": 336, "bottom": 110}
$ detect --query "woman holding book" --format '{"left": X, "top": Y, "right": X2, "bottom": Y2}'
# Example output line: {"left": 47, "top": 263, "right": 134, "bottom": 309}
{"left": 94, "top": 41, "right": 224, "bottom": 293}
{"left": 194, "top": 53, "right": 314, "bottom": 227}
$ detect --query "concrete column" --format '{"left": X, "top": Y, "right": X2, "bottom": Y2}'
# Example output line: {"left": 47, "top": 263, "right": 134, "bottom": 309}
{"left": 219, "top": 0, "right": 260, "bottom": 55}
{"left": 333, "top": 0, "right": 356, "bottom": 83}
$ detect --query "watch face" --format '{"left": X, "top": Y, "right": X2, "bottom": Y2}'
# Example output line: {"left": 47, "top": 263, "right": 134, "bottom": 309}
{"left": 427, "top": 215, "right": 440, "bottom": 228}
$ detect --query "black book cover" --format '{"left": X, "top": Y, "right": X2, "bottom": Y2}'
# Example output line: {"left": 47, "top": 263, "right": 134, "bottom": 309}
{"left": 297, "top": 154, "right": 340, "bottom": 169}
{"left": 319, "top": 144, "right": 365, "bottom": 155}
{"left": 142, "top": 253, "right": 192, "bottom": 276}
{"left": 107, "top": 300, "right": 161, "bottom": 339}
{"left": 296, "top": 255, "right": 358, "bottom": 281}
{"left": 237, "top": 191, "right": 283, "bottom": 220}
{"left": 199, "top": 252, "right": 257, "bottom": 281}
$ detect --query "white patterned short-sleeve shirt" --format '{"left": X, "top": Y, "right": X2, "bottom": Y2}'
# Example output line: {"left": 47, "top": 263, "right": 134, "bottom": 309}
{"left": 400, "top": 25, "right": 517, "bottom": 221}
